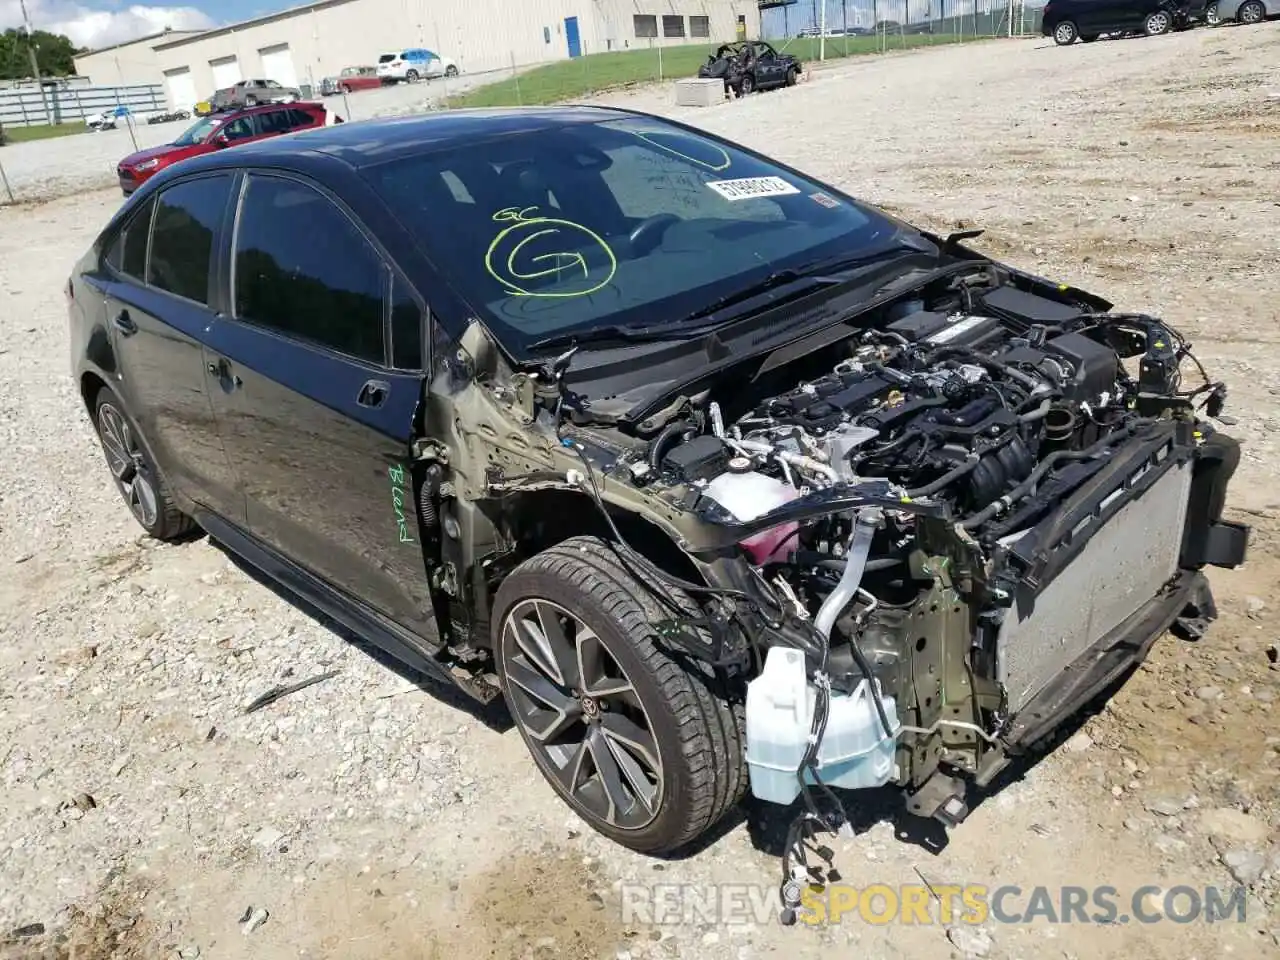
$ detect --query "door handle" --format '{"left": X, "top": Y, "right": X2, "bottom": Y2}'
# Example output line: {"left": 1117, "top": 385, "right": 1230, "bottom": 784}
{"left": 207, "top": 357, "right": 242, "bottom": 391}
{"left": 112, "top": 309, "right": 138, "bottom": 337}
{"left": 357, "top": 379, "right": 389, "bottom": 409}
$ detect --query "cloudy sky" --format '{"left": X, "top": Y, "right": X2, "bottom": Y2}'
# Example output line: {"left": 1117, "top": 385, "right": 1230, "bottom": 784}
{"left": 0, "top": 1, "right": 273, "bottom": 50}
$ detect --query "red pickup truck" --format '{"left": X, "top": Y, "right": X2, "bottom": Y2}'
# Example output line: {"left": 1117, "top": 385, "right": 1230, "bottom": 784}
{"left": 116, "top": 101, "right": 333, "bottom": 196}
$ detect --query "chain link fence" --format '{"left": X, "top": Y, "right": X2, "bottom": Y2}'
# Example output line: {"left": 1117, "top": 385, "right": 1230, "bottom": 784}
{"left": 422, "top": 6, "right": 1038, "bottom": 111}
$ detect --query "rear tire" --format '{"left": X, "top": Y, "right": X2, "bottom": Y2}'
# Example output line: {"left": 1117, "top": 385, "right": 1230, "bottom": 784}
{"left": 785, "top": 66, "right": 798, "bottom": 86}
{"left": 739, "top": 74, "right": 755, "bottom": 96}
{"left": 1053, "top": 20, "right": 1079, "bottom": 44}
{"left": 1143, "top": 9, "right": 1173, "bottom": 34}
{"left": 493, "top": 537, "right": 746, "bottom": 855}
{"left": 245, "top": 95, "right": 259, "bottom": 106}
{"left": 1205, "top": 3, "right": 1220, "bottom": 24}
{"left": 406, "top": 69, "right": 420, "bottom": 82}
{"left": 92, "top": 387, "right": 194, "bottom": 542}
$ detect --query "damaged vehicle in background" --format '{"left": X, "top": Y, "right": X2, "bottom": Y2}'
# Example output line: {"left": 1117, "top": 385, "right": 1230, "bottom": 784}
{"left": 697, "top": 40, "right": 801, "bottom": 96}
{"left": 68, "top": 107, "right": 1248, "bottom": 873}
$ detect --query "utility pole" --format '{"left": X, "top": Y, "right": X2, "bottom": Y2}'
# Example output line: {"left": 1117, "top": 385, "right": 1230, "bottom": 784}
{"left": 819, "top": 0, "right": 827, "bottom": 61}
{"left": 19, "top": 0, "right": 52, "bottom": 125}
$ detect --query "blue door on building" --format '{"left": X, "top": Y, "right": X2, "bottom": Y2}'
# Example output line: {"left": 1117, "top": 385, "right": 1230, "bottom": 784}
{"left": 564, "top": 16, "right": 581, "bottom": 58}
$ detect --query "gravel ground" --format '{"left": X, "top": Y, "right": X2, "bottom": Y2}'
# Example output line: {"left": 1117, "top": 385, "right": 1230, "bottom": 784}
{"left": 0, "top": 69, "right": 502, "bottom": 205}
{"left": 3, "top": 25, "right": 1280, "bottom": 960}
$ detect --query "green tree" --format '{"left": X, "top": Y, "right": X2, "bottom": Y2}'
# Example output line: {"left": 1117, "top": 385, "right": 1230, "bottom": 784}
{"left": 0, "top": 28, "right": 83, "bottom": 81}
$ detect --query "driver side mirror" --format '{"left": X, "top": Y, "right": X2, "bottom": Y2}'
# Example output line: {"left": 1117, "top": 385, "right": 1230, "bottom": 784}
{"left": 212, "top": 131, "right": 231, "bottom": 148}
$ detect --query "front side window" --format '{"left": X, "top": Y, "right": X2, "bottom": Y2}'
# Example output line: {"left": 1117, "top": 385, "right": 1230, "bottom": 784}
{"left": 172, "top": 115, "right": 218, "bottom": 146}
{"left": 106, "top": 196, "right": 156, "bottom": 281}
{"left": 233, "top": 175, "right": 386, "bottom": 364}
{"left": 222, "top": 117, "right": 255, "bottom": 141}
{"left": 146, "top": 175, "right": 235, "bottom": 304}
{"left": 363, "top": 117, "right": 904, "bottom": 355}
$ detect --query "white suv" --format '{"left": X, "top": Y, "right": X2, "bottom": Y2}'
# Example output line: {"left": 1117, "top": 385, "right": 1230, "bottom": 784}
{"left": 376, "top": 48, "right": 459, "bottom": 83}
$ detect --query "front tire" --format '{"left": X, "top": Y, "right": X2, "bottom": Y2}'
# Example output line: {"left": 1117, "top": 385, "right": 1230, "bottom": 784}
{"left": 93, "top": 387, "right": 193, "bottom": 541}
{"left": 1238, "top": 0, "right": 1265, "bottom": 22}
{"left": 493, "top": 537, "right": 746, "bottom": 855}
{"left": 1143, "top": 9, "right": 1173, "bottom": 34}
{"left": 785, "top": 66, "right": 798, "bottom": 86}
{"left": 245, "top": 95, "right": 259, "bottom": 107}
{"left": 1205, "top": 2, "right": 1220, "bottom": 24}
{"left": 445, "top": 64, "right": 459, "bottom": 78}
{"left": 1053, "top": 20, "right": 1079, "bottom": 44}
{"left": 405, "top": 69, "right": 420, "bottom": 82}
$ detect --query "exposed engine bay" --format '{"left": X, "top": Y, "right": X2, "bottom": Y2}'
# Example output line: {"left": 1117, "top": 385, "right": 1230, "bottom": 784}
{"left": 468, "top": 259, "right": 1248, "bottom": 887}
{"left": 510, "top": 268, "right": 1246, "bottom": 825}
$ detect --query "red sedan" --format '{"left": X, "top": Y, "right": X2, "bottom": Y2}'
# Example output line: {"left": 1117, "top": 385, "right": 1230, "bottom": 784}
{"left": 322, "top": 65, "right": 382, "bottom": 96}
{"left": 116, "top": 101, "right": 331, "bottom": 197}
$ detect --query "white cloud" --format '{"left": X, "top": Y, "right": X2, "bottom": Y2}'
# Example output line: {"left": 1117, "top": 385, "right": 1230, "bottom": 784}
{"left": 0, "top": 1, "right": 217, "bottom": 51}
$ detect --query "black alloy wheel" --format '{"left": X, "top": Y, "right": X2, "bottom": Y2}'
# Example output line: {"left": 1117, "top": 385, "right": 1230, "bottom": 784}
{"left": 93, "top": 387, "right": 193, "bottom": 541}
{"left": 493, "top": 537, "right": 746, "bottom": 855}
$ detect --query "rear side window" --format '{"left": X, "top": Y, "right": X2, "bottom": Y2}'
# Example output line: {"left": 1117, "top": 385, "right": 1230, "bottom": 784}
{"left": 287, "top": 108, "right": 318, "bottom": 128}
{"left": 233, "top": 175, "right": 386, "bottom": 364}
{"left": 390, "top": 272, "right": 423, "bottom": 370}
{"left": 106, "top": 196, "right": 155, "bottom": 282}
{"left": 257, "top": 109, "right": 292, "bottom": 135}
{"left": 147, "top": 175, "right": 235, "bottom": 305}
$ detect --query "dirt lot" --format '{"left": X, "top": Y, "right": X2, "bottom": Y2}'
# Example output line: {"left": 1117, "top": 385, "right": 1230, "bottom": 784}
{"left": 2, "top": 25, "right": 1279, "bottom": 960}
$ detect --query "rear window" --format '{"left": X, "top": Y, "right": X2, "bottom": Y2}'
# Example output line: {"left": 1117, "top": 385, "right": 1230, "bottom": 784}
{"left": 378, "top": 54, "right": 396, "bottom": 63}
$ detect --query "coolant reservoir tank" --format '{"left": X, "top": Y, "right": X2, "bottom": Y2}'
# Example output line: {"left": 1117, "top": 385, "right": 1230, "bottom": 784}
{"left": 702, "top": 471, "right": 799, "bottom": 564}
{"left": 745, "top": 647, "right": 900, "bottom": 806}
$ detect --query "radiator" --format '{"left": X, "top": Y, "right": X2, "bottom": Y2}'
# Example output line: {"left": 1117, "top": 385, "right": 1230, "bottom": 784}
{"left": 995, "top": 456, "right": 1194, "bottom": 713}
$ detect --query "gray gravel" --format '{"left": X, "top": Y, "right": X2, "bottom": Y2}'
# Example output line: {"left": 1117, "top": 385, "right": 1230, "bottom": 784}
{"left": 2, "top": 28, "right": 1280, "bottom": 960}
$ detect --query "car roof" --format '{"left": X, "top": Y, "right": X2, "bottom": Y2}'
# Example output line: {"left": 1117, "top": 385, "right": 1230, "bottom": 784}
{"left": 215, "top": 101, "right": 322, "bottom": 120}
{"left": 173, "top": 105, "right": 640, "bottom": 172}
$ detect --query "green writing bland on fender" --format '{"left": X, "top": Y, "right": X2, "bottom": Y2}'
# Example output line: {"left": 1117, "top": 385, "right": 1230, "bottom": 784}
{"left": 388, "top": 464, "right": 414, "bottom": 544}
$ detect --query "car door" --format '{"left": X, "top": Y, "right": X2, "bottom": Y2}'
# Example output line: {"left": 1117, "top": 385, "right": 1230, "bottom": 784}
{"left": 94, "top": 173, "right": 245, "bottom": 523}
{"left": 754, "top": 44, "right": 783, "bottom": 87}
{"left": 201, "top": 170, "right": 436, "bottom": 637}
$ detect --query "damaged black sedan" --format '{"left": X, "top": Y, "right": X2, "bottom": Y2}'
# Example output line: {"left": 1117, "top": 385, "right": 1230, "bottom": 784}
{"left": 70, "top": 106, "right": 1248, "bottom": 864}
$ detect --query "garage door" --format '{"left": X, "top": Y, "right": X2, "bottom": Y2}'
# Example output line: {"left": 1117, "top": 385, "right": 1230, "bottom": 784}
{"left": 258, "top": 44, "right": 298, "bottom": 88}
{"left": 164, "top": 67, "right": 197, "bottom": 112}
{"left": 210, "top": 56, "right": 241, "bottom": 89}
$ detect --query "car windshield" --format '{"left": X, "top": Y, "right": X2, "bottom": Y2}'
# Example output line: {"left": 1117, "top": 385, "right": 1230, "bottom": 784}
{"left": 172, "top": 115, "right": 219, "bottom": 146}
{"left": 363, "top": 117, "right": 912, "bottom": 355}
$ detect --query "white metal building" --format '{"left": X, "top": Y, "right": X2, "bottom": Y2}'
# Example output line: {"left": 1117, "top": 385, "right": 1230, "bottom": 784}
{"left": 75, "top": 0, "right": 762, "bottom": 113}
{"left": 71, "top": 29, "right": 209, "bottom": 90}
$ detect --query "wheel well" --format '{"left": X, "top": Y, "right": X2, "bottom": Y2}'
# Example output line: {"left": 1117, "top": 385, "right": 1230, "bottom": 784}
{"left": 492, "top": 489, "right": 709, "bottom": 589}
{"left": 80, "top": 371, "right": 107, "bottom": 417}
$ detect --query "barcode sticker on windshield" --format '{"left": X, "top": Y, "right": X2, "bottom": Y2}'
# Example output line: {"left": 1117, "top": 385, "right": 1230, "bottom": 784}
{"left": 705, "top": 176, "right": 800, "bottom": 201}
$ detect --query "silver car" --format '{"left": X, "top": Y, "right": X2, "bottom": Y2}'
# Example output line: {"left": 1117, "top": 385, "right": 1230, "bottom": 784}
{"left": 1206, "top": 0, "right": 1276, "bottom": 23}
